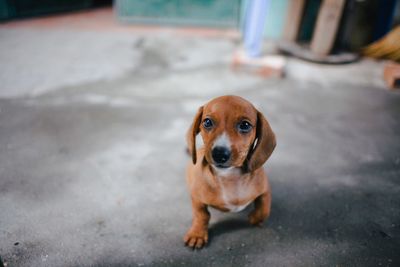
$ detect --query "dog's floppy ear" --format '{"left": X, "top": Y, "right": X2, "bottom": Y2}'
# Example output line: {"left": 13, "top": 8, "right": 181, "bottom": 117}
{"left": 246, "top": 111, "right": 276, "bottom": 172}
{"left": 186, "top": 106, "right": 203, "bottom": 164}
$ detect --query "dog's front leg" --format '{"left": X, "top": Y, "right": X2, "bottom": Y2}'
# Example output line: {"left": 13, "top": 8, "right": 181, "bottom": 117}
{"left": 248, "top": 191, "right": 271, "bottom": 226}
{"left": 184, "top": 198, "right": 210, "bottom": 249}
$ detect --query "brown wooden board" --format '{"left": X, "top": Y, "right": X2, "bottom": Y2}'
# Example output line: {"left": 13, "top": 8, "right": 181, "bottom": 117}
{"left": 283, "top": 0, "right": 306, "bottom": 42}
{"left": 310, "top": 0, "right": 346, "bottom": 56}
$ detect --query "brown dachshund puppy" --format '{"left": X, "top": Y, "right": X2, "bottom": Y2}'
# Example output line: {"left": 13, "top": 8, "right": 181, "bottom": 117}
{"left": 184, "top": 95, "right": 276, "bottom": 249}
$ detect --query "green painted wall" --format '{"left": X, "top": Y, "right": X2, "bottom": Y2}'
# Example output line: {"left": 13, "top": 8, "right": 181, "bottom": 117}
{"left": 264, "top": 0, "right": 289, "bottom": 39}
{"left": 116, "top": 0, "right": 242, "bottom": 28}
{"left": 116, "top": 0, "right": 289, "bottom": 38}
{"left": 241, "top": 0, "right": 289, "bottom": 39}
{"left": 0, "top": 0, "right": 11, "bottom": 20}
{"left": 0, "top": 0, "right": 92, "bottom": 20}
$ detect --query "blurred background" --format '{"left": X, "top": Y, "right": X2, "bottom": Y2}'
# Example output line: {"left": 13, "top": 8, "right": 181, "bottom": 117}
{"left": 1, "top": 0, "right": 400, "bottom": 51}
{"left": 0, "top": 1, "right": 400, "bottom": 267}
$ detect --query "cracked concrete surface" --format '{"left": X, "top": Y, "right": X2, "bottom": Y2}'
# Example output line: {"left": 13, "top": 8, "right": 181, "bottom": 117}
{"left": 1, "top": 9, "right": 400, "bottom": 267}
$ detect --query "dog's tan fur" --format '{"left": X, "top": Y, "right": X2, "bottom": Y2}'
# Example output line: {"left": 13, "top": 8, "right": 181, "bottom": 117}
{"left": 184, "top": 95, "right": 276, "bottom": 249}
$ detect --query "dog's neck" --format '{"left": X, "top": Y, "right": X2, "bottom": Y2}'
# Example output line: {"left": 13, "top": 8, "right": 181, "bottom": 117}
{"left": 201, "top": 155, "right": 246, "bottom": 178}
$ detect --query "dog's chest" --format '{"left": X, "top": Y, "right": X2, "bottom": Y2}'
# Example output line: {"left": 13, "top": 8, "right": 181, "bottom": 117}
{"left": 215, "top": 173, "right": 254, "bottom": 212}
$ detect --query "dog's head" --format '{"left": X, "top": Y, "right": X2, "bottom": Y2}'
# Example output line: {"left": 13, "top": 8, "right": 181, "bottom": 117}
{"left": 187, "top": 95, "right": 276, "bottom": 172}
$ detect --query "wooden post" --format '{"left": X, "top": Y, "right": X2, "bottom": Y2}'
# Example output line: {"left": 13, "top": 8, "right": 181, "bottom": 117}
{"left": 283, "top": 0, "right": 306, "bottom": 42}
{"left": 310, "top": 0, "right": 345, "bottom": 56}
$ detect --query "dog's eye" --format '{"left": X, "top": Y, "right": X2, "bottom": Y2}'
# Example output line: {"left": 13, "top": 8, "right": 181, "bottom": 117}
{"left": 203, "top": 118, "right": 213, "bottom": 130}
{"left": 238, "top": 120, "right": 252, "bottom": 133}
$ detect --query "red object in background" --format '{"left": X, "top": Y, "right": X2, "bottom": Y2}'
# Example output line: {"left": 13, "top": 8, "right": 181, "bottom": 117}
{"left": 384, "top": 62, "right": 400, "bottom": 89}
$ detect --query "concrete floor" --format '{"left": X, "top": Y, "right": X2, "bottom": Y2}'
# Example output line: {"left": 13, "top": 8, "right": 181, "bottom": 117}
{"left": 1, "top": 8, "right": 400, "bottom": 267}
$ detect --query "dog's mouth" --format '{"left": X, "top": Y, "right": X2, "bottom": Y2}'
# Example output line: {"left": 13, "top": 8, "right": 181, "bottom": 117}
{"left": 214, "top": 163, "right": 231, "bottom": 169}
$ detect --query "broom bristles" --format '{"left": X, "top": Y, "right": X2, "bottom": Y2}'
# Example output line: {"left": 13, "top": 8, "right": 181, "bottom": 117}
{"left": 363, "top": 26, "right": 400, "bottom": 62}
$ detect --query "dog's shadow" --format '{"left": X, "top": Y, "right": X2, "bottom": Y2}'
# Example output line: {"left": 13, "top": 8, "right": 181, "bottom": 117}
{"left": 208, "top": 217, "right": 253, "bottom": 243}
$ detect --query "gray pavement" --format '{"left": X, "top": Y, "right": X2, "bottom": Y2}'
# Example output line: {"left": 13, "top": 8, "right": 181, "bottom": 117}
{"left": 1, "top": 21, "right": 400, "bottom": 267}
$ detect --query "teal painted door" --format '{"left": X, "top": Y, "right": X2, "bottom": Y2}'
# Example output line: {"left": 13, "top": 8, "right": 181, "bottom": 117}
{"left": 116, "top": 0, "right": 241, "bottom": 28}
{"left": 0, "top": 0, "right": 93, "bottom": 20}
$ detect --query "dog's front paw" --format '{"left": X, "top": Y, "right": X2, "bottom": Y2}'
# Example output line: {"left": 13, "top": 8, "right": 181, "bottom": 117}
{"left": 248, "top": 210, "right": 265, "bottom": 227}
{"left": 183, "top": 229, "right": 208, "bottom": 249}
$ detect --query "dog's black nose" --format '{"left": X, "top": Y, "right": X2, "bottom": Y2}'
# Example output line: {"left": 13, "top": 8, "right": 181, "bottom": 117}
{"left": 212, "top": 146, "right": 231, "bottom": 164}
